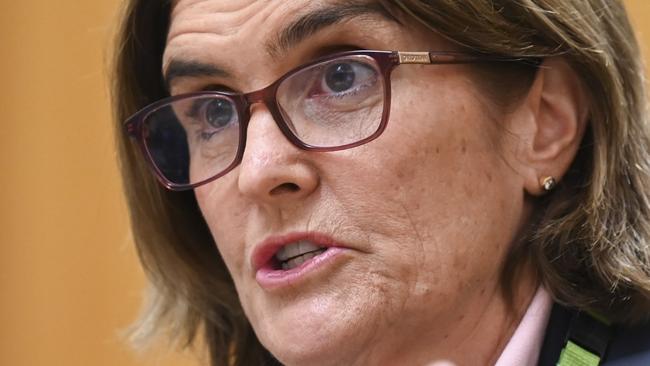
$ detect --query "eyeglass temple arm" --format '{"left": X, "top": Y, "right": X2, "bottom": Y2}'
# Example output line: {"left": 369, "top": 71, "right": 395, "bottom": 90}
{"left": 124, "top": 118, "right": 139, "bottom": 138}
{"left": 396, "top": 51, "right": 542, "bottom": 66}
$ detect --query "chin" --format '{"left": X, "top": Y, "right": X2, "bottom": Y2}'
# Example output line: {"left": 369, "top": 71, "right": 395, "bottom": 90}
{"left": 251, "top": 293, "right": 368, "bottom": 366}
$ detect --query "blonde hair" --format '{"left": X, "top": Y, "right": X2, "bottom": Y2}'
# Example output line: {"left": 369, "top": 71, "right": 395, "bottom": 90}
{"left": 112, "top": 0, "right": 650, "bottom": 364}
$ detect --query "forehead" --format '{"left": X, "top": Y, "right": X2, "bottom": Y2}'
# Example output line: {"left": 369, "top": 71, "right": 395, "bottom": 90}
{"left": 167, "top": 0, "right": 387, "bottom": 39}
{"left": 163, "top": 0, "right": 399, "bottom": 74}
{"left": 167, "top": 0, "right": 293, "bottom": 43}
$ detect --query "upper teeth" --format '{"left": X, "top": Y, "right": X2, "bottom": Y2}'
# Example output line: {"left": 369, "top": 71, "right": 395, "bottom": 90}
{"left": 276, "top": 240, "right": 323, "bottom": 261}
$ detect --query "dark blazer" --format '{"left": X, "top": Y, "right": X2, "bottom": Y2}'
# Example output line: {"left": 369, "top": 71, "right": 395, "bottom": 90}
{"left": 538, "top": 304, "right": 650, "bottom": 365}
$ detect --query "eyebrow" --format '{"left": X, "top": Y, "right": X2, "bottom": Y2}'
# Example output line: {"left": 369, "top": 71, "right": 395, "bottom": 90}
{"left": 164, "top": 1, "right": 397, "bottom": 90}
{"left": 164, "top": 60, "right": 229, "bottom": 91}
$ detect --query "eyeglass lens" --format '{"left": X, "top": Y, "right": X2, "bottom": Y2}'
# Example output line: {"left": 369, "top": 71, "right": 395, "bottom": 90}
{"left": 142, "top": 54, "right": 386, "bottom": 186}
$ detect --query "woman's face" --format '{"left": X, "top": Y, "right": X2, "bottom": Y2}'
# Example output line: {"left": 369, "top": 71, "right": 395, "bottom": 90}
{"left": 165, "top": 1, "right": 535, "bottom": 364}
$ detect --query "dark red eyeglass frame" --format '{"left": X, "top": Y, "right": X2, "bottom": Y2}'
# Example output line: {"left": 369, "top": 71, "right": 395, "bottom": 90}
{"left": 124, "top": 50, "right": 540, "bottom": 191}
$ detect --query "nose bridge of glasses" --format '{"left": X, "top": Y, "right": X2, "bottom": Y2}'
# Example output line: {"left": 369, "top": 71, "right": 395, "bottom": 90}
{"left": 243, "top": 83, "right": 276, "bottom": 107}
{"left": 239, "top": 83, "right": 299, "bottom": 147}
{"left": 240, "top": 83, "right": 298, "bottom": 143}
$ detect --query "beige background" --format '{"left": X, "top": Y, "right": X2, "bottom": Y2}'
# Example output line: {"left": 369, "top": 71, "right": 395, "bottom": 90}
{"left": 0, "top": 1, "right": 648, "bottom": 366}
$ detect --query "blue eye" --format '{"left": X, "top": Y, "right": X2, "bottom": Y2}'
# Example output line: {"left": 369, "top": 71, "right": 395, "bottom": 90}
{"left": 205, "top": 98, "right": 235, "bottom": 128}
{"left": 324, "top": 63, "right": 356, "bottom": 92}
{"left": 315, "top": 61, "right": 378, "bottom": 98}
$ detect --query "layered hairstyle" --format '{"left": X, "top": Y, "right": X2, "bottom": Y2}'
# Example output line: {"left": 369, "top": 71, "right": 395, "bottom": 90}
{"left": 112, "top": 0, "right": 650, "bottom": 365}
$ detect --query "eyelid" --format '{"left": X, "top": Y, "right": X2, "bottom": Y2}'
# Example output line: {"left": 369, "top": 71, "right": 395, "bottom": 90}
{"left": 170, "top": 82, "right": 236, "bottom": 97}
{"left": 201, "top": 84, "right": 236, "bottom": 93}
{"left": 309, "top": 44, "right": 362, "bottom": 60}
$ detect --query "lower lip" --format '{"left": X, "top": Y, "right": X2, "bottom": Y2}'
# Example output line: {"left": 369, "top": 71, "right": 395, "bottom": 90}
{"left": 255, "top": 247, "right": 347, "bottom": 291}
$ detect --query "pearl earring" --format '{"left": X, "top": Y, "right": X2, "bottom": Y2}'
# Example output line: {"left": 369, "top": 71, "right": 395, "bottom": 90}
{"left": 541, "top": 176, "right": 557, "bottom": 192}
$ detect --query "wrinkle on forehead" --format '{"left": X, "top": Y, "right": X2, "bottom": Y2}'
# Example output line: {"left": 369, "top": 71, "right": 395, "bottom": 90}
{"left": 171, "top": 0, "right": 257, "bottom": 12}
{"left": 164, "top": 0, "right": 301, "bottom": 75}
{"left": 164, "top": 0, "right": 287, "bottom": 78}
{"left": 265, "top": 1, "right": 395, "bottom": 59}
{"left": 167, "top": 0, "right": 384, "bottom": 45}
{"left": 163, "top": 0, "right": 394, "bottom": 82}
{"left": 168, "top": 0, "right": 302, "bottom": 41}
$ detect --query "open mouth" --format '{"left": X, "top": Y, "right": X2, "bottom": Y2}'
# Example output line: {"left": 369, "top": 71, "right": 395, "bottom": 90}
{"left": 273, "top": 240, "right": 327, "bottom": 270}
{"left": 253, "top": 232, "right": 349, "bottom": 290}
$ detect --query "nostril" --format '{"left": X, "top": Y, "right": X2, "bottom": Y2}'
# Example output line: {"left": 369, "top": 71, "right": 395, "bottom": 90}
{"left": 269, "top": 182, "right": 300, "bottom": 195}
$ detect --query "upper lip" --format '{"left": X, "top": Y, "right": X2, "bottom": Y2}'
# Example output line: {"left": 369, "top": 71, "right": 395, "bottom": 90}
{"left": 251, "top": 232, "right": 344, "bottom": 271}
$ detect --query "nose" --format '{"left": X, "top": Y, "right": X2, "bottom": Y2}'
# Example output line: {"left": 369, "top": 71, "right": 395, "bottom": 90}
{"left": 237, "top": 104, "right": 319, "bottom": 205}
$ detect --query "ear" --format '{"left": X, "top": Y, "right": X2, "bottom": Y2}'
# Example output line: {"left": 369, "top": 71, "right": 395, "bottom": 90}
{"left": 510, "top": 57, "right": 589, "bottom": 196}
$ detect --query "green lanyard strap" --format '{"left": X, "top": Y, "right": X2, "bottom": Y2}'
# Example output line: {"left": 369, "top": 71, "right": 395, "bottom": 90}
{"left": 557, "top": 311, "right": 613, "bottom": 366}
{"left": 558, "top": 340, "right": 601, "bottom": 366}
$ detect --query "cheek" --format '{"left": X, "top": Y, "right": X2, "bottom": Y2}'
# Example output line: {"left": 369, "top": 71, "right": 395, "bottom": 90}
{"left": 326, "top": 79, "right": 523, "bottom": 287}
{"left": 194, "top": 182, "right": 248, "bottom": 277}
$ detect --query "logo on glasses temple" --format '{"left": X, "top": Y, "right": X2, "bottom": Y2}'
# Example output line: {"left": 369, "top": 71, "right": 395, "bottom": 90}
{"left": 398, "top": 52, "right": 431, "bottom": 64}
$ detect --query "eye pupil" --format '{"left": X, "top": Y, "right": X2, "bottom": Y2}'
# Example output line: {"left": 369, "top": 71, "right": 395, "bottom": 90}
{"left": 206, "top": 99, "right": 234, "bottom": 128}
{"left": 325, "top": 63, "right": 355, "bottom": 92}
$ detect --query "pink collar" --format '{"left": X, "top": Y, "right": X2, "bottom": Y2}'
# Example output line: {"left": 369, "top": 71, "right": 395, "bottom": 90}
{"left": 495, "top": 286, "right": 553, "bottom": 366}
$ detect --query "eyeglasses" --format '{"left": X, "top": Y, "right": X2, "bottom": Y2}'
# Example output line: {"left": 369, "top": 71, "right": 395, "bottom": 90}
{"left": 124, "top": 50, "right": 537, "bottom": 191}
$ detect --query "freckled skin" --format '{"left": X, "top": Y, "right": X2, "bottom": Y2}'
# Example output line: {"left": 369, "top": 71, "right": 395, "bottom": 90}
{"left": 165, "top": 1, "right": 538, "bottom": 365}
